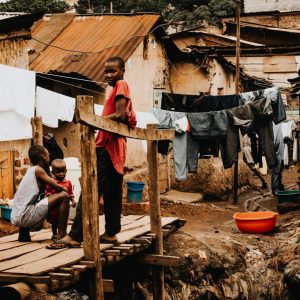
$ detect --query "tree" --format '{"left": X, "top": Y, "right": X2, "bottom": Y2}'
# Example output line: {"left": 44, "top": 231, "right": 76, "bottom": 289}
{"left": 0, "top": 0, "right": 69, "bottom": 13}
{"left": 76, "top": 0, "right": 161, "bottom": 14}
{"left": 75, "top": 0, "right": 238, "bottom": 28}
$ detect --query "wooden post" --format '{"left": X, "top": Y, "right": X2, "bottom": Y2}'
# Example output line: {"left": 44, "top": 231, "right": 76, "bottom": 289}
{"left": 78, "top": 96, "right": 104, "bottom": 300}
{"left": 147, "top": 124, "right": 164, "bottom": 300}
{"left": 31, "top": 117, "right": 43, "bottom": 145}
{"left": 233, "top": 0, "right": 241, "bottom": 205}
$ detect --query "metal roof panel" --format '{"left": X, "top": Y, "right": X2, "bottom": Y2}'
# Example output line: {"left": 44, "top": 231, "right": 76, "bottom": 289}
{"left": 30, "top": 14, "right": 161, "bottom": 83}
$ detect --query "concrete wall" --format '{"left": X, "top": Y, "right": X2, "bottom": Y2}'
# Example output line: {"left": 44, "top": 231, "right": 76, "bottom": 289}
{"left": 226, "top": 55, "right": 300, "bottom": 89}
{"left": 244, "top": 0, "right": 300, "bottom": 13}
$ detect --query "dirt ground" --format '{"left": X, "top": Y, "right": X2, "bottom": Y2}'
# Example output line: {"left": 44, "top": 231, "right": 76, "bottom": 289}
{"left": 162, "top": 167, "right": 299, "bottom": 237}
{"left": 159, "top": 167, "right": 300, "bottom": 299}
{"left": 0, "top": 167, "right": 299, "bottom": 299}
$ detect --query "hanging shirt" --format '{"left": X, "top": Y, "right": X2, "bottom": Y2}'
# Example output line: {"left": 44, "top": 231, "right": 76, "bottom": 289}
{"left": 95, "top": 80, "right": 137, "bottom": 174}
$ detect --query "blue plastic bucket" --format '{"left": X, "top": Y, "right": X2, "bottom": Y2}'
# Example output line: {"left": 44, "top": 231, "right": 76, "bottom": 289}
{"left": 126, "top": 181, "right": 145, "bottom": 203}
{"left": 1, "top": 206, "right": 12, "bottom": 221}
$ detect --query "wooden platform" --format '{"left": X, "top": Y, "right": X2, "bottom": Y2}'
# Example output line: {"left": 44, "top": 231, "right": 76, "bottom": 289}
{"left": 0, "top": 215, "right": 183, "bottom": 288}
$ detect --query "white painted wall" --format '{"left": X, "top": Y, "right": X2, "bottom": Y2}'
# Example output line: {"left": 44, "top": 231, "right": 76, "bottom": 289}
{"left": 244, "top": 0, "right": 300, "bottom": 13}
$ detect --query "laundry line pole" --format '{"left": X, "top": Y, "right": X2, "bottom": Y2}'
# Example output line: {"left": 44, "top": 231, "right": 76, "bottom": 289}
{"left": 233, "top": 0, "right": 241, "bottom": 204}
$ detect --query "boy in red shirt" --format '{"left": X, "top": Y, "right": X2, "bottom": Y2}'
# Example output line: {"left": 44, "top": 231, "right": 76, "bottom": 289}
{"left": 55, "top": 56, "right": 136, "bottom": 247}
{"left": 46, "top": 159, "right": 75, "bottom": 240}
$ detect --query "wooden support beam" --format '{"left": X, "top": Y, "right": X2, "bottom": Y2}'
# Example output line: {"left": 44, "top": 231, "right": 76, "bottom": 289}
{"left": 75, "top": 96, "right": 174, "bottom": 141}
{"left": 0, "top": 274, "right": 50, "bottom": 284}
{"left": 103, "top": 279, "right": 114, "bottom": 293}
{"left": 71, "top": 265, "right": 88, "bottom": 272}
{"left": 79, "top": 261, "right": 96, "bottom": 268}
{"left": 147, "top": 124, "right": 165, "bottom": 300}
{"left": 79, "top": 96, "right": 104, "bottom": 300}
{"left": 31, "top": 117, "right": 43, "bottom": 145}
{"left": 103, "top": 250, "right": 121, "bottom": 256}
{"left": 59, "top": 267, "right": 74, "bottom": 275}
{"left": 137, "top": 254, "right": 180, "bottom": 267}
{"left": 49, "top": 273, "right": 72, "bottom": 280}
{"left": 131, "top": 237, "right": 152, "bottom": 245}
{"left": 233, "top": 0, "right": 241, "bottom": 205}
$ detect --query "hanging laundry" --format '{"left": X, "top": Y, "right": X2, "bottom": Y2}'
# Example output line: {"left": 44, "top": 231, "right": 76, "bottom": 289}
{"left": 135, "top": 111, "right": 159, "bottom": 154}
{"left": 188, "top": 110, "right": 227, "bottom": 138}
{"left": 0, "top": 112, "right": 32, "bottom": 141}
{"left": 94, "top": 104, "right": 104, "bottom": 115}
{"left": 239, "top": 87, "right": 286, "bottom": 124}
{"left": 58, "top": 95, "right": 75, "bottom": 123}
{"left": 188, "top": 94, "right": 241, "bottom": 112}
{"left": 272, "top": 122, "right": 285, "bottom": 194}
{"left": 36, "top": 87, "right": 59, "bottom": 127}
{"left": 161, "top": 92, "right": 241, "bottom": 112}
{"left": 293, "top": 133, "right": 298, "bottom": 163}
{"left": 187, "top": 110, "right": 227, "bottom": 172}
{"left": 150, "top": 108, "right": 188, "bottom": 181}
{"left": 136, "top": 111, "right": 159, "bottom": 129}
{"left": 0, "top": 64, "right": 35, "bottom": 141}
{"left": 226, "top": 97, "right": 275, "bottom": 169}
{"left": 36, "top": 87, "right": 76, "bottom": 128}
{"left": 281, "top": 120, "right": 297, "bottom": 167}
{"left": 0, "top": 64, "right": 35, "bottom": 118}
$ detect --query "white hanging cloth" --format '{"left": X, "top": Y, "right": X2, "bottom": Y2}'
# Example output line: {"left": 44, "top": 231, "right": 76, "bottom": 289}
{"left": 36, "top": 87, "right": 75, "bottom": 128}
{"left": 0, "top": 64, "right": 35, "bottom": 141}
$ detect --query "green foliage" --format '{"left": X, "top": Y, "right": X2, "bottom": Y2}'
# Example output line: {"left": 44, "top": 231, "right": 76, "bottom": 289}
{"left": 208, "top": 0, "right": 237, "bottom": 18}
{"left": 75, "top": 0, "right": 237, "bottom": 28}
{"left": 0, "top": 0, "right": 69, "bottom": 13}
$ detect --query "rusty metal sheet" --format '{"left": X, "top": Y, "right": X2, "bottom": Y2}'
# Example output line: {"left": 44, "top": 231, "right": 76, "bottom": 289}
{"left": 30, "top": 14, "right": 160, "bottom": 84}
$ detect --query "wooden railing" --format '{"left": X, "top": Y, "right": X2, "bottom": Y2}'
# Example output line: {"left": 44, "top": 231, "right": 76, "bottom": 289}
{"left": 76, "top": 96, "right": 175, "bottom": 300}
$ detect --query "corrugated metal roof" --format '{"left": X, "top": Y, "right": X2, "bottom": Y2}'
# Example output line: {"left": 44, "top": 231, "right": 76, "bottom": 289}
{"left": 30, "top": 14, "right": 161, "bottom": 83}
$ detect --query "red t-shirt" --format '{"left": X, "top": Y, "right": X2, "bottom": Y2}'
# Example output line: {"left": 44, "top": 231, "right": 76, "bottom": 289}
{"left": 45, "top": 178, "right": 74, "bottom": 224}
{"left": 95, "top": 80, "right": 137, "bottom": 174}
{"left": 45, "top": 179, "right": 74, "bottom": 198}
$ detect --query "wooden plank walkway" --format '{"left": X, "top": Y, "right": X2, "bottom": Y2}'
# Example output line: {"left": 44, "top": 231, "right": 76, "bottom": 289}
{"left": 0, "top": 215, "right": 181, "bottom": 279}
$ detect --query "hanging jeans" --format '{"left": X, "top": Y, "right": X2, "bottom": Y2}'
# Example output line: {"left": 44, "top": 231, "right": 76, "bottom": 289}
{"left": 150, "top": 108, "right": 188, "bottom": 181}
{"left": 187, "top": 110, "right": 227, "bottom": 172}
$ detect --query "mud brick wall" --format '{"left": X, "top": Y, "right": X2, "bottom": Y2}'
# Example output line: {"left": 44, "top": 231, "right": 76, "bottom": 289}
{"left": 14, "top": 150, "right": 31, "bottom": 189}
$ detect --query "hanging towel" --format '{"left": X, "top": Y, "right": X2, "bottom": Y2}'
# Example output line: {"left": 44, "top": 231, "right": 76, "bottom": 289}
{"left": 36, "top": 87, "right": 76, "bottom": 127}
{"left": 36, "top": 87, "right": 59, "bottom": 128}
{"left": 58, "top": 95, "right": 75, "bottom": 123}
{"left": 0, "top": 64, "right": 35, "bottom": 141}
{"left": 0, "top": 112, "right": 32, "bottom": 141}
{"left": 0, "top": 64, "right": 35, "bottom": 118}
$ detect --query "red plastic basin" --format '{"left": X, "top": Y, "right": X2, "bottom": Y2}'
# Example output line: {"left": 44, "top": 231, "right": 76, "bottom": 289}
{"left": 233, "top": 211, "right": 278, "bottom": 234}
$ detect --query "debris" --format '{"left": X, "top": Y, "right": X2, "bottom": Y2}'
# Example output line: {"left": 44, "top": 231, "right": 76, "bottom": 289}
{"left": 56, "top": 290, "right": 89, "bottom": 300}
